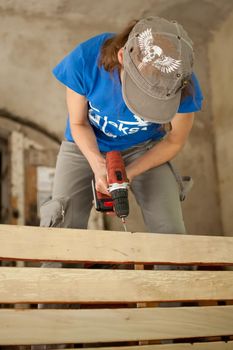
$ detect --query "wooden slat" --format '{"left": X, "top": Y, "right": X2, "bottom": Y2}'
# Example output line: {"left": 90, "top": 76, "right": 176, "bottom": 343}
{"left": 0, "top": 306, "right": 233, "bottom": 345}
{"left": 70, "top": 341, "right": 233, "bottom": 350}
{"left": 1, "top": 268, "right": 233, "bottom": 303}
{"left": 0, "top": 225, "right": 233, "bottom": 265}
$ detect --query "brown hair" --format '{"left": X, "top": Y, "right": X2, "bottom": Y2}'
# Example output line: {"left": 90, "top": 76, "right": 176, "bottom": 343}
{"left": 99, "top": 19, "right": 194, "bottom": 101}
{"left": 99, "top": 19, "right": 138, "bottom": 73}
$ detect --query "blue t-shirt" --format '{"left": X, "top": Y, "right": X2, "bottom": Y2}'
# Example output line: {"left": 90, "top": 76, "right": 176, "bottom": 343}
{"left": 53, "top": 33, "right": 203, "bottom": 152}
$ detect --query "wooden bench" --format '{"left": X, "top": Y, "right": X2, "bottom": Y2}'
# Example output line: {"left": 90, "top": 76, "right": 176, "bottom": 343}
{"left": 0, "top": 224, "right": 233, "bottom": 349}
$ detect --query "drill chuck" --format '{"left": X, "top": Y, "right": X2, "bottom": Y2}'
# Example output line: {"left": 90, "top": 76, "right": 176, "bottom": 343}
{"left": 111, "top": 188, "right": 129, "bottom": 218}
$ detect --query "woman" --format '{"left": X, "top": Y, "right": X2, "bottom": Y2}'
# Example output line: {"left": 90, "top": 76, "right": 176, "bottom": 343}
{"left": 41, "top": 16, "right": 203, "bottom": 234}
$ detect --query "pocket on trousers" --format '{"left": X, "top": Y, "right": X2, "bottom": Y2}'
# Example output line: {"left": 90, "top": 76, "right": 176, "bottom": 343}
{"left": 180, "top": 176, "right": 194, "bottom": 201}
{"left": 40, "top": 197, "right": 70, "bottom": 227}
{"left": 168, "top": 162, "right": 194, "bottom": 201}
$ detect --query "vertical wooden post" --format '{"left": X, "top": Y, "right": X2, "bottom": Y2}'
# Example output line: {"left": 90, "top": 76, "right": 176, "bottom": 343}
{"left": 134, "top": 263, "right": 149, "bottom": 346}
{"left": 10, "top": 131, "right": 28, "bottom": 343}
{"left": 25, "top": 162, "right": 38, "bottom": 226}
{"left": 10, "top": 131, "right": 25, "bottom": 227}
{"left": 10, "top": 131, "right": 25, "bottom": 267}
{"left": 134, "top": 263, "right": 160, "bottom": 345}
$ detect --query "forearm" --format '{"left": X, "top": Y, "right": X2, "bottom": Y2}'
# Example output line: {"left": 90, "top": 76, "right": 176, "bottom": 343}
{"left": 66, "top": 87, "right": 109, "bottom": 194}
{"left": 66, "top": 87, "right": 105, "bottom": 172}
{"left": 126, "top": 138, "right": 183, "bottom": 180}
{"left": 126, "top": 113, "right": 194, "bottom": 181}
{"left": 71, "top": 123, "right": 105, "bottom": 173}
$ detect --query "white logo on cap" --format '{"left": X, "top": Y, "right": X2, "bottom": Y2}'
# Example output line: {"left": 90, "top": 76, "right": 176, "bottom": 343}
{"left": 138, "top": 28, "right": 181, "bottom": 73}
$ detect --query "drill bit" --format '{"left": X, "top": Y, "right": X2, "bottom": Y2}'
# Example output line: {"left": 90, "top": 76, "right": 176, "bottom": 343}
{"left": 121, "top": 217, "right": 128, "bottom": 232}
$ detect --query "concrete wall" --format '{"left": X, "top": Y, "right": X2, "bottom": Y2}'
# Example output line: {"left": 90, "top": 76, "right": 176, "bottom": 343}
{"left": 0, "top": 0, "right": 233, "bottom": 235}
{"left": 209, "top": 10, "right": 233, "bottom": 236}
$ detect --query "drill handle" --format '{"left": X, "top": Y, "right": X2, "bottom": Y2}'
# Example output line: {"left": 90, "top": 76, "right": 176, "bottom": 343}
{"left": 91, "top": 179, "right": 114, "bottom": 213}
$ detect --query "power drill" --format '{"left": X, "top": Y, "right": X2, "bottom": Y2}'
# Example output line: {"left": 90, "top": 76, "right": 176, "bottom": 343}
{"left": 92, "top": 151, "right": 129, "bottom": 226}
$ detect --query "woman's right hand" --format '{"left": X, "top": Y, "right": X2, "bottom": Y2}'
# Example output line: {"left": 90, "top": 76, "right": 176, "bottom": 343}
{"left": 94, "top": 164, "right": 110, "bottom": 196}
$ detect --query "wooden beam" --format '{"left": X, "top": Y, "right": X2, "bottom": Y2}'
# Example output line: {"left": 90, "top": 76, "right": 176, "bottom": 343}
{"left": 0, "top": 306, "right": 233, "bottom": 345}
{"left": 62, "top": 341, "right": 233, "bottom": 350}
{"left": 0, "top": 225, "right": 233, "bottom": 265}
{"left": 1, "top": 268, "right": 233, "bottom": 304}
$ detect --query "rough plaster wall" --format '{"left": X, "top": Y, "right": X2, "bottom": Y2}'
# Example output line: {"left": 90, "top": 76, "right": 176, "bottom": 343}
{"left": 209, "top": 11, "right": 233, "bottom": 236}
{"left": 0, "top": 0, "right": 155, "bottom": 139}
{"left": 157, "top": 1, "right": 225, "bottom": 235}
{"left": 0, "top": 0, "right": 232, "bottom": 234}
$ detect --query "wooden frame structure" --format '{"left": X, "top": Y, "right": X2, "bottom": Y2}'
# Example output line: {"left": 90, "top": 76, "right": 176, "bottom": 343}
{"left": 0, "top": 224, "right": 233, "bottom": 348}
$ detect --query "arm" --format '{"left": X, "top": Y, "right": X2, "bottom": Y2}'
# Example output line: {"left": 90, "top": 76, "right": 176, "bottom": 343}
{"left": 126, "top": 112, "right": 194, "bottom": 181}
{"left": 66, "top": 87, "right": 109, "bottom": 194}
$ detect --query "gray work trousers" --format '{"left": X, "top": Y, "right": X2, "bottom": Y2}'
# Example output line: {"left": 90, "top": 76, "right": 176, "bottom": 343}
{"left": 40, "top": 139, "right": 187, "bottom": 234}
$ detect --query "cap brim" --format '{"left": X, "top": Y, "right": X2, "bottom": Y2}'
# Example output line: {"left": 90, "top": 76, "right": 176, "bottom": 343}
{"left": 122, "top": 70, "right": 181, "bottom": 124}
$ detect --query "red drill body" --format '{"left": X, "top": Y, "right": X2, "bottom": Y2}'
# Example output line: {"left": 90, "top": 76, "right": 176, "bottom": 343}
{"left": 92, "top": 151, "right": 129, "bottom": 219}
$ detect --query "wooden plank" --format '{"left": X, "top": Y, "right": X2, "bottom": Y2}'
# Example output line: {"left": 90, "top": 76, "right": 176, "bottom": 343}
{"left": 0, "top": 306, "right": 233, "bottom": 345}
{"left": 0, "top": 225, "right": 233, "bottom": 265}
{"left": 68, "top": 341, "right": 233, "bottom": 350}
{"left": 1, "top": 268, "right": 233, "bottom": 303}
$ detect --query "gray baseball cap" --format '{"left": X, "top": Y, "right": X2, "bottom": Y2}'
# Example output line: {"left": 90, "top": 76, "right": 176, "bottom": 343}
{"left": 122, "top": 16, "right": 194, "bottom": 123}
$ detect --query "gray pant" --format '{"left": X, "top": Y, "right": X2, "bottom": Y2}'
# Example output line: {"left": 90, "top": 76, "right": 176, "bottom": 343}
{"left": 40, "top": 140, "right": 186, "bottom": 234}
